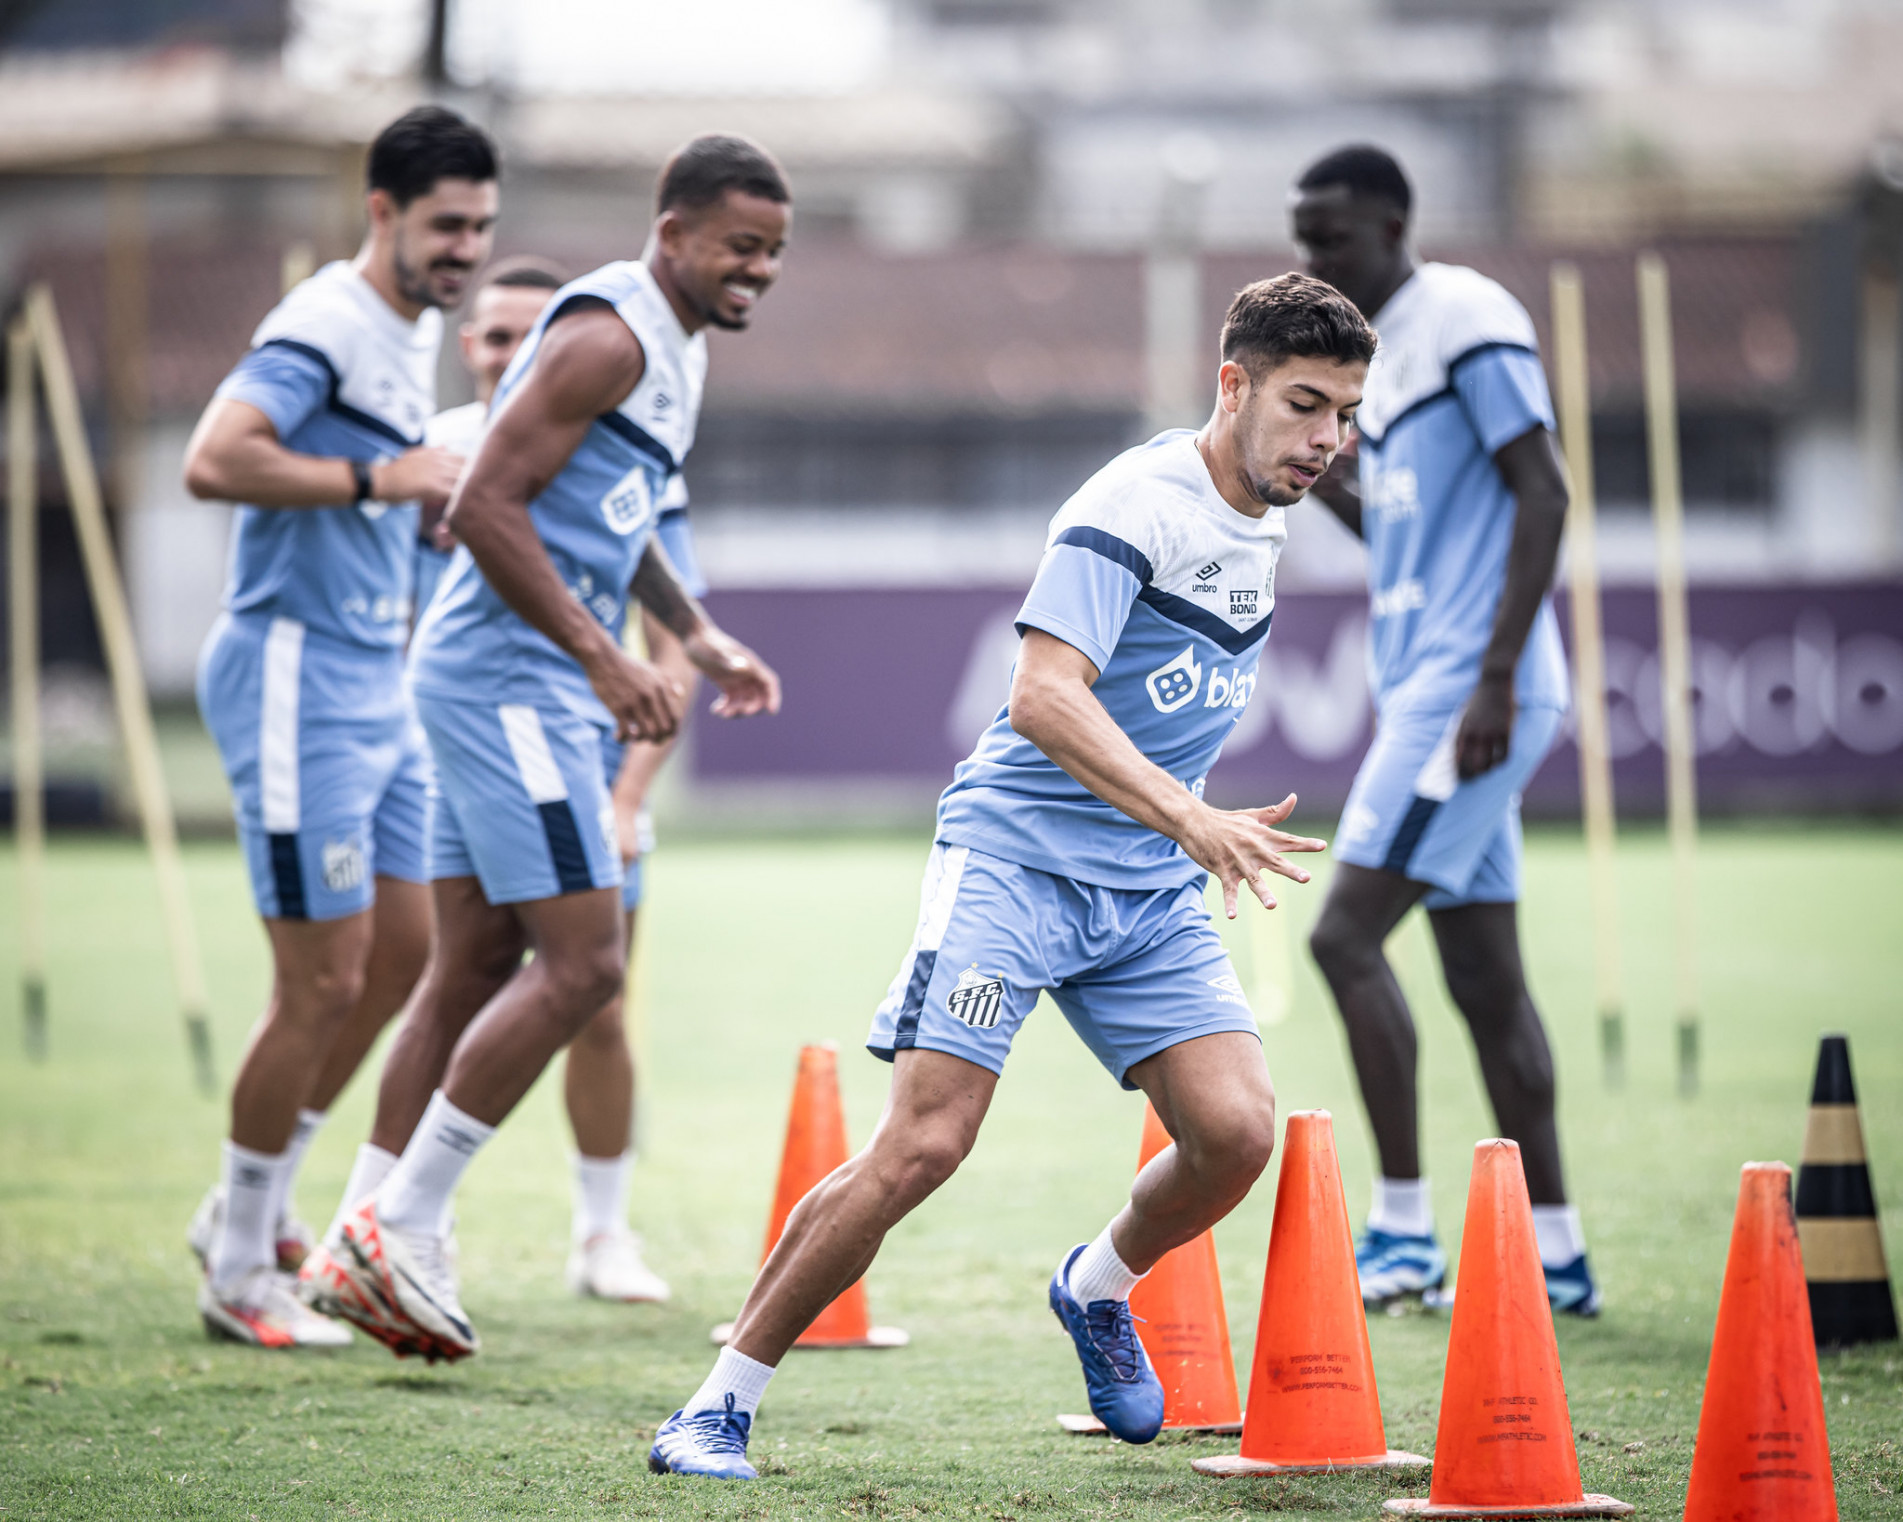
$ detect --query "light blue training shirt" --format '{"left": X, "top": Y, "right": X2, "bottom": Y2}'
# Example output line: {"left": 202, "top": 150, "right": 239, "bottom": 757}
{"left": 211, "top": 260, "right": 440, "bottom": 650}
{"left": 1352, "top": 261, "right": 1569, "bottom": 717}
{"left": 936, "top": 429, "right": 1287, "bottom": 891}
{"left": 410, "top": 261, "right": 708, "bottom": 722}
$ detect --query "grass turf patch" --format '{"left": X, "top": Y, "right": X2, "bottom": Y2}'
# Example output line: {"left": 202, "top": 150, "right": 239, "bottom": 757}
{"left": 1, "top": 824, "right": 1899, "bottom": 1518}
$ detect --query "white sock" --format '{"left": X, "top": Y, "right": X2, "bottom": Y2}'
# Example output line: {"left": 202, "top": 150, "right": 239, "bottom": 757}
{"left": 573, "top": 1151, "right": 632, "bottom": 1242}
{"left": 374, "top": 1091, "right": 496, "bottom": 1236}
{"left": 686, "top": 1346, "right": 776, "bottom": 1418}
{"left": 210, "top": 1140, "right": 280, "bottom": 1294}
{"left": 267, "top": 1108, "right": 325, "bottom": 1231}
{"left": 326, "top": 1143, "right": 399, "bottom": 1240}
{"left": 1066, "top": 1224, "right": 1142, "bottom": 1305}
{"left": 1369, "top": 1175, "right": 1434, "bottom": 1238}
{"left": 1531, "top": 1204, "right": 1586, "bottom": 1268}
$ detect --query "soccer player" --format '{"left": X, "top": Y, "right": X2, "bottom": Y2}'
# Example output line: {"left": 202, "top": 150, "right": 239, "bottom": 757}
{"left": 647, "top": 273, "right": 1372, "bottom": 1480}
{"left": 1291, "top": 145, "right": 1600, "bottom": 1314}
{"left": 181, "top": 106, "right": 498, "bottom": 1346}
{"left": 399, "top": 255, "right": 696, "bottom": 1301}
{"left": 306, "top": 135, "right": 787, "bottom": 1360}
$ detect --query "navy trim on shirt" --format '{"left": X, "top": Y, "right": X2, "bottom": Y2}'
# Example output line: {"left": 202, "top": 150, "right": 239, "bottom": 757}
{"left": 1135, "top": 585, "right": 1273, "bottom": 655}
{"left": 1052, "top": 526, "right": 1154, "bottom": 585}
{"left": 596, "top": 410, "right": 678, "bottom": 470}
{"left": 254, "top": 338, "right": 418, "bottom": 450}
{"left": 1356, "top": 339, "right": 1539, "bottom": 449}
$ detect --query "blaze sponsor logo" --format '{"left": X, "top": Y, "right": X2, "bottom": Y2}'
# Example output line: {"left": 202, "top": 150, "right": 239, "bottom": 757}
{"left": 1371, "top": 578, "right": 1427, "bottom": 619}
{"left": 1147, "top": 647, "right": 1203, "bottom": 712}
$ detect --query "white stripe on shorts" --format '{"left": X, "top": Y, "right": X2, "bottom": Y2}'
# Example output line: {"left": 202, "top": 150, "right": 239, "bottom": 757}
{"left": 260, "top": 617, "right": 304, "bottom": 833}
{"left": 915, "top": 845, "right": 970, "bottom": 952}
{"left": 497, "top": 704, "right": 569, "bottom": 804}
{"left": 1412, "top": 711, "right": 1464, "bottom": 803}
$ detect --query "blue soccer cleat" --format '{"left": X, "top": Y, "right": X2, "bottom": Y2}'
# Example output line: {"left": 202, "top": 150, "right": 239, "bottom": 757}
{"left": 1355, "top": 1226, "right": 1449, "bottom": 1305}
{"left": 1545, "top": 1252, "right": 1603, "bottom": 1317}
{"left": 648, "top": 1394, "right": 758, "bottom": 1480}
{"left": 1048, "top": 1243, "right": 1165, "bottom": 1444}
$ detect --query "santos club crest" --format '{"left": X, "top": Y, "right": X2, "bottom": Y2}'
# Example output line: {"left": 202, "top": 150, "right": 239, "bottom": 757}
{"left": 946, "top": 964, "right": 1004, "bottom": 1029}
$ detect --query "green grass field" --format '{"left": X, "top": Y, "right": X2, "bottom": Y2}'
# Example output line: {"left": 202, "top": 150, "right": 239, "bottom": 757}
{"left": 1, "top": 824, "right": 1899, "bottom": 1520}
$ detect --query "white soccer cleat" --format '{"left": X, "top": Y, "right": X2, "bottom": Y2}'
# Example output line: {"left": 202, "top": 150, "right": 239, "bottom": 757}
{"left": 335, "top": 1201, "right": 479, "bottom": 1362}
{"left": 567, "top": 1230, "right": 671, "bottom": 1303}
{"left": 187, "top": 1182, "right": 316, "bottom": 1274}
{"left": 198, "top": 1267, "right": 352, "bottom": 1349}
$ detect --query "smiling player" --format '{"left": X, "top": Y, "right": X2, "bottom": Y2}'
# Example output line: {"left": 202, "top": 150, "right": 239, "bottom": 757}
{"left": 647, "top": 273, "right": 1374, "bottom": 1480}
{"left": 303, "top": 135, "right": 788, "bottom": 1361}
{"left": 182, "top": 107, "right": 497, "bottom": 1349}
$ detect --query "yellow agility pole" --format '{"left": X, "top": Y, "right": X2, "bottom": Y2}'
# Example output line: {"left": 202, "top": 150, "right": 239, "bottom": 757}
{"left": 1548, "top": 263, "right": 1625, "bottom": 1088}
{"left": 1636, "top": 253, "right": 1701, "bottom": 1098}
{"left": 8, "top": 315, "right": 47, "bottom": 1060}
{"left": 1248, "top": 887, "right": 1294, "bottom": 1027}
{"left": 24, "top": 283, "right": 215, "bottom": 1094}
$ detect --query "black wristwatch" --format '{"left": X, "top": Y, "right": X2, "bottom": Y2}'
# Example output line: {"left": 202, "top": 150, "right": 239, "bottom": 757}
{"left": 350, "top": 459, "right": 376, "bottom": 505}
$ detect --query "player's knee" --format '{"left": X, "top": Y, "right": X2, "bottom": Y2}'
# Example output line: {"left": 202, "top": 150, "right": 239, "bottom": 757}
{"left": 871, "top": 1124, "right": 970, "bottom": 1203}
{"left": 1178, "top": 1096, "right": 1277, "bottom": 1188}
{"left": 285, "top": 959, "right": 368, "bottom": 1025}
{"left": 1308, "top": 910, "right": 1374, "bottom": 985}
{"left": 552, "top": 944, "right": 626, "bottom": 1016}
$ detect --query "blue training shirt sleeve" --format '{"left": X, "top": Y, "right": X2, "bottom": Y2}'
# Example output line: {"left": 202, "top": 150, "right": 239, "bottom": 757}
{"left": 654, "top": 512, "right": 709, "bottom": 599}
{"left": 1451, "top": 346, "right": 1556, "bottom": 456}
{"left": 1014, "top": 541, "right": 1142, "bottom": 674}
{"left": 215, "top": 342, "right": 334, "bottom": 442}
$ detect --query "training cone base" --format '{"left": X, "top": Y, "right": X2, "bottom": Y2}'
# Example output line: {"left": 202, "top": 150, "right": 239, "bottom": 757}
{"left": 1061, "top": 1413, "right": 1243, "bottom": 1436}
{"left": 710, "top": 1320, "right": 909, "bottom": 1349}
{"left": 1195, "top": 1449, "right": 1428, "bottom": 1477}
{"left": 1382, "top": 1496, "right": 1633, "bottom": 1518}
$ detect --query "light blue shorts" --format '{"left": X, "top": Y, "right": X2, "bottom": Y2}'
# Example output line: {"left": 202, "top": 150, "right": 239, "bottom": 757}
{"left": 197, "top": 612, "right": 430, "bottom": 921}
{"left": 1332, "top": 701, "right": 1564, "bottom": 909}
{"left": 866, "top": 845, "right": 1258, "bottom": 1089}
{"left": 419, "top": 694, "right": 622, "bottom": 907}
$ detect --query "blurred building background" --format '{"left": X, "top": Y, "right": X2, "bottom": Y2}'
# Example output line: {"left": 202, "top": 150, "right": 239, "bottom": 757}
{"left": 2, "top": 0, "right": 1901, "bottom": 828}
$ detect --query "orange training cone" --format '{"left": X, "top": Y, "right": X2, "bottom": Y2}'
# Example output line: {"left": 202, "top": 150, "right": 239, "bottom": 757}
{"left": 1384, "top": 1139, "right": 1629, "bottom": 1517}
{"left": 1196, "top": 1110, "right": 1429, "bottom": 1477}
{"left": 1059, "top": 1103, "right": 1242, "bottom": 1434}
{"left": 711, "top": 1042, "right": 906, "bottom": 1350}
{"left": 1683, "top": 1162, "right": 1838, "bottom": 1522}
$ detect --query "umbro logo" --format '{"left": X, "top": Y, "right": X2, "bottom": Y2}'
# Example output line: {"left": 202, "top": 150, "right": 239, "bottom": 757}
{"left": 1197, "top": 561, "right": 1221, "bottom": 579}
{"left": 652, "top": 392, "right": 674, "bottom": 412}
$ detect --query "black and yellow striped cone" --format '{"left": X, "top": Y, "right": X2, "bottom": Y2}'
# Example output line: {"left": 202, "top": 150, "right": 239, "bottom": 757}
{"left": 1795, "top": 1033, "right": 1897, "bottom": 1348}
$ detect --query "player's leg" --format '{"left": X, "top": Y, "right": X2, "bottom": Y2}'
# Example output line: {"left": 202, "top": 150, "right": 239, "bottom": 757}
{"left": 653, "top": 844, "right": 1035, "bottom": 1479}
{"left": 651, "top": 1049, "right": 995, "bottom": 1479}
{"left": 562, "top": 891, "right": 668, "bottom": 1302}
{"left": 1309, "top": 709, "right": 1456, "bottom": 1302}
{"left": 1044, "top": 880, "right": 1272, "bottom": 1443}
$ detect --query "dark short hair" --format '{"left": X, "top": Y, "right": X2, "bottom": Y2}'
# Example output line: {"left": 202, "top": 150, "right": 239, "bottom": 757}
{"left": 366, "top": 106, "right": 499, "bottom": 209}
{"left": 1297, "top": 144, "right": 1412, "bottom": 215}
{"left": 1220, "top": 273, "right": 1377, "bottom": 376}
{"left": 477, "top": 255, "right": 566, "bottom": 294}
{"left": 656, "top": 134, "right": 790, "bottom": 217}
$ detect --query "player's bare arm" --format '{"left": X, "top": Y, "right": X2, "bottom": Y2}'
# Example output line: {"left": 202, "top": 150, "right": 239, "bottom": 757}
{"left": 630, "top": 541, "right": 782, "bottom": 718}
{"left": 448, "top": 304, "right": 683, "bottom": 743}
{"left": 1009, "top": 628, "right": 1324, "bottom": 918}
{"left": 1455, "top": 424, "right": 1570, "bottom": 778}
{"left": 183, "top": 398, "right": 463, "bottom": 509}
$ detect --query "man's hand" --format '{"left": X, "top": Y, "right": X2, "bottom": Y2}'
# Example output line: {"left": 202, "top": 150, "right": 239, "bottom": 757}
{"left": 683, "top": 626, "right": 782, "bottom": 718}
{"left": 1178, "top": 793, "right": 1328, "bottom": 917}
{"left": 1455, "top": 671, "right": 1516, "bottom": 779}
{"left": 372, "top": 446, "right": 465, "bottom": 509}
{"left": 583, "top": 643, "right": 685, "bottom": 744}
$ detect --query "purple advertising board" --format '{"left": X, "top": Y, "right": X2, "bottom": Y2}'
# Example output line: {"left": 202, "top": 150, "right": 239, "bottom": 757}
{"left": 694, "top": 581, "right": 1903, "bottom": 817}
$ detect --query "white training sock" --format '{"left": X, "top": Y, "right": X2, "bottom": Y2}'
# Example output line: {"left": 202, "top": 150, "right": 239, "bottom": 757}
{"left": 572, "top": 1151, "right": 632, "bottom": 1241}
{"left": 374, "top": 1091, "right": 496, "bottom": 1236}
{"left": 686, "top": 1346, "right": 776, "bottom": 1418}
{"left": 210, "top": 1140, "right": 280, "bottom": 1294}
{"left": 1531, "top": 1204, "right": 1586, "bottom": 1268}
{"left": 267, "top": 1108, "right": 326, "bottom": 1230}
{"left": 1066, "top": 1224, "right": 1143, "bottom": 1305}
{"left": 1369, "top": 1176, "right": 1435, "bottom": 1238}
{"left": 326, "top": 1143, "right": 399, "bottom": 1241}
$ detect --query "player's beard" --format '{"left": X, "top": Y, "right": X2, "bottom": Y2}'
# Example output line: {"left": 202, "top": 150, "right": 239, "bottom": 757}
{"left": 391, "top": 232, "right": 468, "bottom": 311}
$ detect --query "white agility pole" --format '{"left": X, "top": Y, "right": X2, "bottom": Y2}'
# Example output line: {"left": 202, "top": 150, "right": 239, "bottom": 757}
{"left": 1548, "top": 263, "right": 1625, "bottom": 1088}
{"left": 1636, "top": 252, "right": 1701, "bottom": 1098}
{"left": 24, "top": 283, "right": 215, "bottom": 1094}
{"left": 8, "top": 315, "right": 47, "bottom": 1060}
